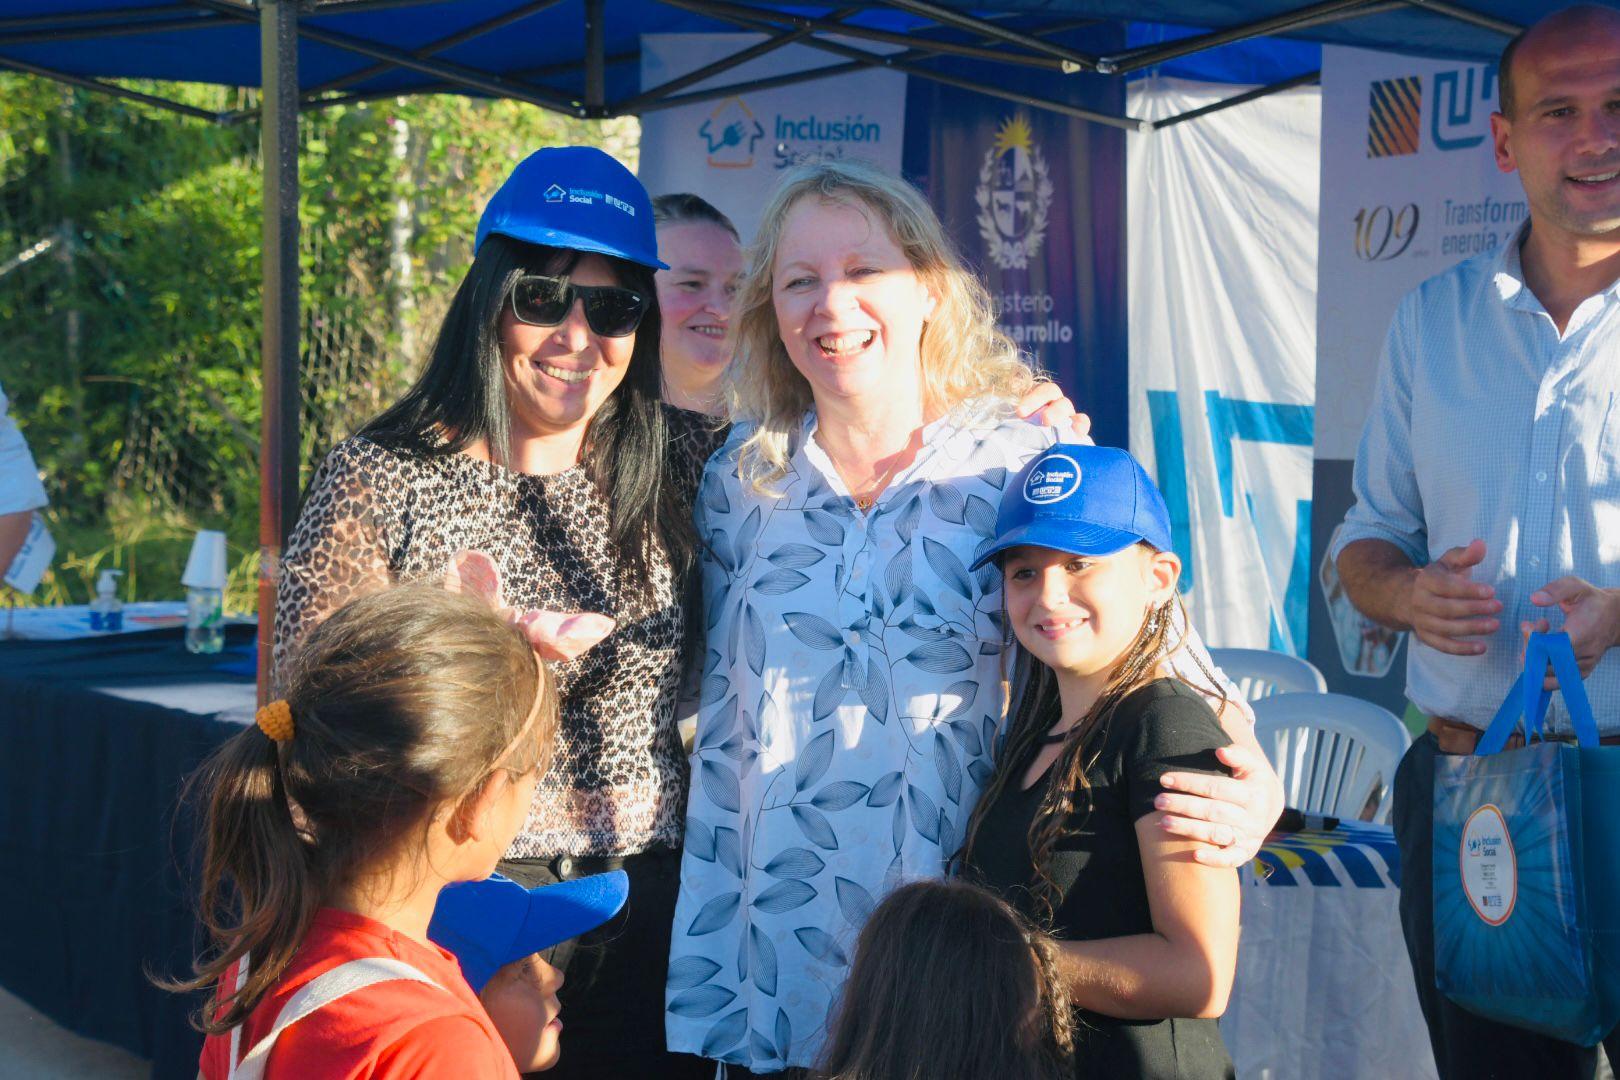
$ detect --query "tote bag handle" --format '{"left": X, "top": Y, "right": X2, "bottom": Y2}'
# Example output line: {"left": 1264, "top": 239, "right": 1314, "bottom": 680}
{"left": 1476, "top": 631, "right": 1599, "bottom": 755}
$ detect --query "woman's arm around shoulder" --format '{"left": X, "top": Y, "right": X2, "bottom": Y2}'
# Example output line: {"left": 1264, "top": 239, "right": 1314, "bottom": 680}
{"left": 1054, "top": 689, "right": 1241, "bottom": 1021}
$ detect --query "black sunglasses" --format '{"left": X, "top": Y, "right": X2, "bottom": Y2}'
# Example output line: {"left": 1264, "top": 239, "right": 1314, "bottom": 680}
{"left": 509, "top": 274, "right": 649, "bottom": 338}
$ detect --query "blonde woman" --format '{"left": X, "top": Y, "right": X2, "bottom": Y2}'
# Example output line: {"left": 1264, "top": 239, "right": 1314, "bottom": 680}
{"left": 666, "top": 160, "right": 1283, "bottom": 1075}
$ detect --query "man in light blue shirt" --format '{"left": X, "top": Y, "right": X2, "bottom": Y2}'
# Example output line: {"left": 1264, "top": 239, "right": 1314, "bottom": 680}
{"left": 1335, "top": 7, "right": 1620, "bottom": 1076}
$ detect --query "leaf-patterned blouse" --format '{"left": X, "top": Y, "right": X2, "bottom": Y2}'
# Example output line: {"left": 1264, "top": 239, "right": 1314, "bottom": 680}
{"left": 666, "top": 399, "right": 1053, "bottom": 1069}
{"left": 667, "top": 401, "right": 1244, "bottom": 1068}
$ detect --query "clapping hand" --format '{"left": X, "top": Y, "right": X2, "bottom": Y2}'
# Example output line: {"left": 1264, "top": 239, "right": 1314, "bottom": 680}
{"left": 446, "top": 550, "right": 615, "bottom": 661}
{"left": 1406, "top": 539, "right": 1500, "bottom": 656}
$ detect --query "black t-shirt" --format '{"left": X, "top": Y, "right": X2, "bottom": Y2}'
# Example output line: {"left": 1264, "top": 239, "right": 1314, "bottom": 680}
{"left": 964, "top": 677, "right": 1236, "bottom": 1080}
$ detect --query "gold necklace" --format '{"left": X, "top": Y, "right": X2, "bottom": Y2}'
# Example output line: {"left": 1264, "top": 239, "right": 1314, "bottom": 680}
{"left": 817, "top": 430, "right": 919, "bottom": 513}
{"left": 850, "top": 455, "right": 907, "bottom": 512}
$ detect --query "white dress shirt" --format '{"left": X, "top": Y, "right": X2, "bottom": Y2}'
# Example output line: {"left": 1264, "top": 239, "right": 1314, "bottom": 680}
{"left": 0, "top": 383, "right": 48, "bottom": 515}
{"left": 1333, "top": 224, "right": 1620, "bottom": 732}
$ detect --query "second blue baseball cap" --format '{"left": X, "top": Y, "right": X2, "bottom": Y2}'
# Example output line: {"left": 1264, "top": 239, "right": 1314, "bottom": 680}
{"left": 970, "top": 443, "right": 1174, "bottom": 570}
{"left": 475, "top": 146, "right": 667, "bottom": 270}
{"left": 429, "top": 869, "right": 629, "bottom": 992}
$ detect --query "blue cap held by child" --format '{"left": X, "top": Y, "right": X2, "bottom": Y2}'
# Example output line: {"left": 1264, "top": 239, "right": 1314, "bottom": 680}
{"left": 429, "top": 870, "right": 630, "bottom": 992}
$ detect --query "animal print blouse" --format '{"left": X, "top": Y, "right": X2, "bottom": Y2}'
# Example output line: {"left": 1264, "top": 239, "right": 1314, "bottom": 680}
{"left": 273, "top": 407, "right": 726, "bottom": 858}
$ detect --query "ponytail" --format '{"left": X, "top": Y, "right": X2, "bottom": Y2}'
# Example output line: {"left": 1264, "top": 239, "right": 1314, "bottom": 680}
{"left": 165, "top": 729, "right": 325, "bottom": 1033}
{"left": 161, "top": 585, "right": 554, "bottom": 1033}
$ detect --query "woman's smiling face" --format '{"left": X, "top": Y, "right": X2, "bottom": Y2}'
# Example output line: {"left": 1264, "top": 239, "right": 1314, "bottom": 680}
{"left": 770, "top": 195, "right": 937, "bottom": 408}
{"left": 498, "top": 254, "right": 637, "bottom": 441}
{"left": 655, "top": 221, "right": 743, "bottom": 378}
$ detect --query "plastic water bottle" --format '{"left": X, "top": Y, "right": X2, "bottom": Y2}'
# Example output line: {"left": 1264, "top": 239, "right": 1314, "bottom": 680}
{"left": 186, "top": 586, "right": 224, "bottom": 654}
{"left": 89, "top": 569, "right": 124, "bottom": 632}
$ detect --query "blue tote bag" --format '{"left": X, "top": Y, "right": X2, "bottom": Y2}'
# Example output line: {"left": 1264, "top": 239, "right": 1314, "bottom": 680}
{"left": 1432, "top": 631, "right": 1620, "bottom": 1046}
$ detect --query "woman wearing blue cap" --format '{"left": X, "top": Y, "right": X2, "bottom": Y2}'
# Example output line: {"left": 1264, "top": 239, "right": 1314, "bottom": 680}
{"left": 274, "top": 145, "right": 1096, "bottom": 1077}
{"left": 274, "top": 146, "right": 722, "bottom": 1078}
{"left": 667, "top": 160, "right": 1275, "bottom": 1075}
{"left": 958, "top": 443, "right": 1239, "bottom": 1079}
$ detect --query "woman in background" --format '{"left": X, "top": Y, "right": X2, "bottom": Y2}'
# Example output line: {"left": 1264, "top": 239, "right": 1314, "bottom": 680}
{"left": 653, "top": 193, "right": 744, "bottom": 416}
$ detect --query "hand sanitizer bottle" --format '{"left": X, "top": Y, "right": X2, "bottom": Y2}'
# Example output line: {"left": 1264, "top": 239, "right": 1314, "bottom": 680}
{"left": 89, "top": 569, "right": 124, "bottom": 632}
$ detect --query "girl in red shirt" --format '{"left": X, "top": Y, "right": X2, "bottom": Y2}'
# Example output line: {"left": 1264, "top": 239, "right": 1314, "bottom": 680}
{"left": 177, "top": 585, "right": 568, "bottom": 1078}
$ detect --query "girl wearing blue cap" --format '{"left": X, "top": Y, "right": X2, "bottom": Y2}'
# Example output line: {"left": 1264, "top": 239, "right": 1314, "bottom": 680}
{"left": 958, "top": 443, "right": 1239, "bottom": 1080}
{"left": 669, "top": 160, "right": 1272, "bottom": 1077}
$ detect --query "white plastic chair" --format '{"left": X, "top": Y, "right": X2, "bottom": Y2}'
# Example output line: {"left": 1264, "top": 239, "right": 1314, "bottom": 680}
{"left": 1207, "top": 647, "right": 1328, "bottom": 701}
{"left": 1251, "top": 692, "right": 1412, "bottom": 823}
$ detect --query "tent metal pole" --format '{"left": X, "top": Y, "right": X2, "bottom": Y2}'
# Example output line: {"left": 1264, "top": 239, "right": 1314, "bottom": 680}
{"left": 193, "top": 0, "right": 587, "bottom": 115}
{"left": 0, "top": 56, "right": 227, "bottom": 121}
{"left": 284, "top": 52, "right": 639, "bottom": 116}
{"left": 306, "top": 0, "right": 476, "bottom": 13}
{"left": 1148, "top": 70, "right": 1321, "bottom": 130}
{"left": 0, "top": 13, "right": 226, "bottom": 45}
{"left": 584, "top": 0, "right": 605, "bottom": 114}
{"left": 1096, "top": 0, "right": 1387, "bottom": 75}
{"left": 652, "top": 0, "right": 1138, "bottom": 129}
{"left": 867, "top": 0, "right": 1096, "bottom": 70}
{"left": 0, "top": 3, "right": 197, "bottom": 31}
{"left": 1401, "top": 0, "right": 1520, "bottom": 36}
{"left": 302, "top": 0, "right": 568, "bottom": 97}
{"left": 259, "top": 0, "right": 301, "bottom": 704}
{"left": 629, "top": 58, "right": 873, "bottom": 113}
{"left": 747, "top": 14, "right": 1070, "bottom": 69}
{"left": 614, "top": 13, "right": 854, "bottom": 114}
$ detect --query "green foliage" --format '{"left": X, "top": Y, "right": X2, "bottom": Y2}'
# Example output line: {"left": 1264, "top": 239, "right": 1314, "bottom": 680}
{"left": 0, "top": 74, "right": 636, "bottom": 610}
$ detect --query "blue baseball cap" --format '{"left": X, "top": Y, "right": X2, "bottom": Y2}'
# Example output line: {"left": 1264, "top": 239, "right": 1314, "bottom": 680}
{"left": 475, "top": 146, "right": 667, "bottom": 270}
{"left": 429, "top": 870, "right": 629, "bottom": 992}
{"left": 970, "top": 444, "right": 1174, "bottom": 570}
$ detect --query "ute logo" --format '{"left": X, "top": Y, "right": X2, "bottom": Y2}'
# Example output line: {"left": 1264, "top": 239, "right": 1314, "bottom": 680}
{"left": 976, "top": 114, "right": 1053, "bottom": 271}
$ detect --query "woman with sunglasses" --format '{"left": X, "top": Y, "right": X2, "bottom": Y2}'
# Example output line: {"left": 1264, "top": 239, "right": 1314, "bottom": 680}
{"left": 276, "top": 146, "right": 1087, "bottom": 1077}
{"left": 273, "top": 147, "right": 721, "bottom": 1079}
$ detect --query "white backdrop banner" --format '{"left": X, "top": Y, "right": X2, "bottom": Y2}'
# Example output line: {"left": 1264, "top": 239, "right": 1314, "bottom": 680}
{"left": 637, "top": 34, "right": 906, "bottom": 241}
{"left": 1308, "top": 46, "right": 1525, "bottom": 696}
{"left": 1127, "top": 77, "right": 1320, "bottom": 653}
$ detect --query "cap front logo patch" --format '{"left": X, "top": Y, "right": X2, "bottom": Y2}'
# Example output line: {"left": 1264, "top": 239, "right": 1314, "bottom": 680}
{"left": 544, "top": 184, "right": 567, "bottom": 203}
{"left": 1024, "top": 453, "right": 1082, "bottom": 504}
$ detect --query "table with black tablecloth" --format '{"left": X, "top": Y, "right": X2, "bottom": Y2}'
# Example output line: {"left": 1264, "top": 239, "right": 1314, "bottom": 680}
{"left": 0, "top": 624, "right": 255, "bottom": 1079}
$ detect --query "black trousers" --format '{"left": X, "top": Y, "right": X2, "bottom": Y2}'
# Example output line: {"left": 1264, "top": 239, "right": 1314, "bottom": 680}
{"left": 1393, "top": 733, "right": 1620, "bottom": 1079}
{"left": 499, "top": 848, "right": 714, "bottom": 1080}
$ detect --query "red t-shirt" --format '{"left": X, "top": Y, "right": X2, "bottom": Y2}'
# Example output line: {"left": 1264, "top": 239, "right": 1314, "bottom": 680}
{"left": 199, "top": 908, "right": 518, "bottom": 1080}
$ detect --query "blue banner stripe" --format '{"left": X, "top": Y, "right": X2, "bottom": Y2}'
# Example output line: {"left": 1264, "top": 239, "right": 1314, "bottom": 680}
{"left": 1330, "top": 842, "right": 1387, "bottom": 888}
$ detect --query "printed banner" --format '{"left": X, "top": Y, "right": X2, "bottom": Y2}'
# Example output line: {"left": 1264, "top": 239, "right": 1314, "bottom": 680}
{"left": 1126, "top": 78, "right": 1320, "bottom": 654}
{"left": 902, "top": 26, "right": 1127, "bottom": 449}
{"left": 637, "top": 34, "right": 907, "bottom": 241}
{"left": 1308, "top": 46, "right": 1526, "bottom": 703}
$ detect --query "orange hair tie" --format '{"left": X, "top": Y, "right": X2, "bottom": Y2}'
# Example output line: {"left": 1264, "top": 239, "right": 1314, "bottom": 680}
{"left": 256, "top": 700, "right": 295, "bottom": 743}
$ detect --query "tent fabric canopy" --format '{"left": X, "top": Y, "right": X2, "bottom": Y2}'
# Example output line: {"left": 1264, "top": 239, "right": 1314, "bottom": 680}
{"left": 0, "top": 0, "right": 1546, "bottom": 125}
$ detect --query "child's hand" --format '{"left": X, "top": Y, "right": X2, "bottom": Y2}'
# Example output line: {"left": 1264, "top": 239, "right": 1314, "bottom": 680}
{"left": 445, "top": 550, "right": 616, "bottom": 661}
{"left": 480, "top": 951, "right": 564, "bottom": 1072}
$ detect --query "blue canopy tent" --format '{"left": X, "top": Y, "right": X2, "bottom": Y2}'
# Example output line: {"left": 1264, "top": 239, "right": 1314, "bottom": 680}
{"left": 1, "top": 2, "right": 1582, "bottom": 1075}
{"left": 0, "top": 0, "right": 1540, "bottom": 697}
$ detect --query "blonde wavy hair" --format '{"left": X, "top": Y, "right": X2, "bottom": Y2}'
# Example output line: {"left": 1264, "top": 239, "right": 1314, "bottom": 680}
{"left": 725, "top": 159, "right": 1036, "bottom": 496}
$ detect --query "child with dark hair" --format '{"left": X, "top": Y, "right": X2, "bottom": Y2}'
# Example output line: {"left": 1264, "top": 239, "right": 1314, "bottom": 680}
{"left": 960, "top": 444, "right": 1240, "bottom": 1080}
{"left": 814, "top": 878, "right": 1073, "bottom": 1080}
{"left": 177, "top": 586, "right": 583, "bottom": 1077}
